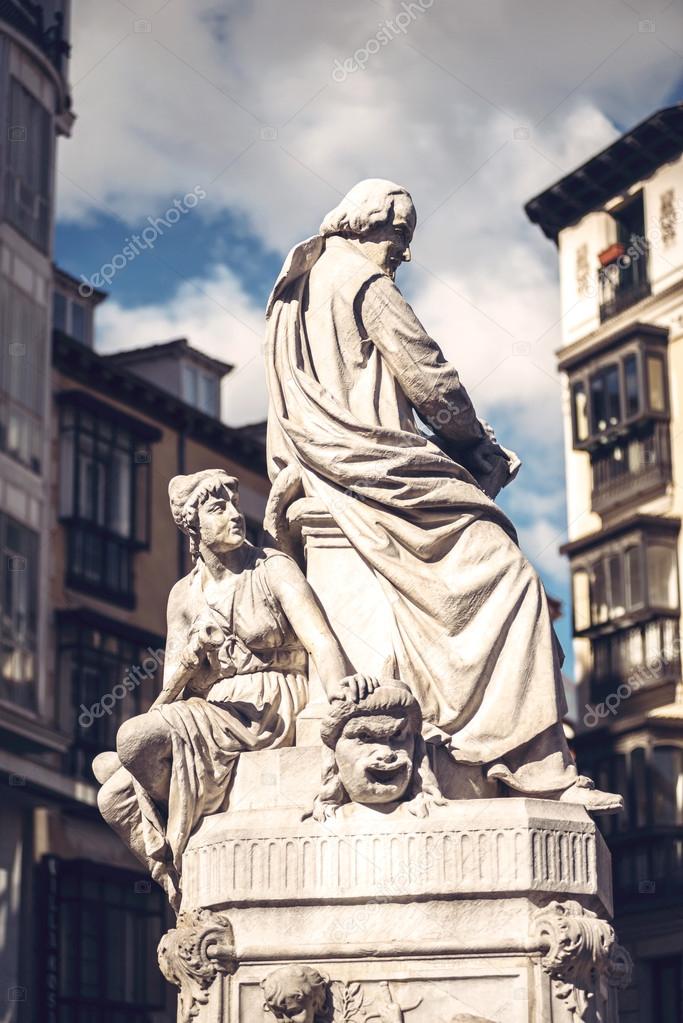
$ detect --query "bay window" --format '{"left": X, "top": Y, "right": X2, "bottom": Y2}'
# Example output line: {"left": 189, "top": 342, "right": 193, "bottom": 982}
{"left": 566, "top": 324, "right": 669, "bottom": 450}
{"left": 58, "top": 394, "right": 158, "bottom": 605}
{"left": 567, "top": 517, "right": 681, "bottom": 693}
{"left": 39, "top": 856, "right": 168, "bottom": 1023}
{"left": 564, "top": 325, "right": 671, "bottom": 512}
{"left": 572, "top": 526, "right": 679, "bottom": 634}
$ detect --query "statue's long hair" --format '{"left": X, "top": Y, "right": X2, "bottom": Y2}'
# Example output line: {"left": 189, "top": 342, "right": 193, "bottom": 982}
{"left": 319, "top": 178, "right": 416, "bottom": 240}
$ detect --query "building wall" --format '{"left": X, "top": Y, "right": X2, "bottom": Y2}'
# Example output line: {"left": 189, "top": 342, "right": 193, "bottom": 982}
{"left": 557, "top": 155, "right": 683, "bottom": 349}
{"left": 548, "top": 139, "right": 683, "bottom": 1022}
{"left": 0, "top": 13, "right": 72, "bottom": 1019}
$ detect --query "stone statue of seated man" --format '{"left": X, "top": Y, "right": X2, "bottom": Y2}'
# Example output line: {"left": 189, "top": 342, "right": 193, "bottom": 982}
{"left": 264, "top": 177, "right": 621, "bottom": 816}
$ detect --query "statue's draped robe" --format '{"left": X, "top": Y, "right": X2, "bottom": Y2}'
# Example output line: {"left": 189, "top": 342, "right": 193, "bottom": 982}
{"left": 266, "top": 234, "right": 576, "bottom": 793}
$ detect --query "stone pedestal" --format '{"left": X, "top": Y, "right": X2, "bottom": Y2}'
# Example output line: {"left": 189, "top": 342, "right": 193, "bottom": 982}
{"left": 290, "top": 500, "right": 396, "bottom": 746}
{"left": 163, "top": 749, "right": 631, "bottom": 1023}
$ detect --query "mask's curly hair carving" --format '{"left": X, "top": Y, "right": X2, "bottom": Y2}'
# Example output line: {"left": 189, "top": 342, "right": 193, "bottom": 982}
{"left": 320, "top": 178, "right": 416, "bottom": 240}
{"left": 309, "top": 682, "right": 445, "bottom": 821}
{"left": 261, "top": 965, "right": 330, "bottom": 1021}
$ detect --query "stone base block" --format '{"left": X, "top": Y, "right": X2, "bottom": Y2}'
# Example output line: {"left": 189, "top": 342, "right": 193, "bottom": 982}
{"left": 160, "top": 749, "right": 630, "bottom": 1022}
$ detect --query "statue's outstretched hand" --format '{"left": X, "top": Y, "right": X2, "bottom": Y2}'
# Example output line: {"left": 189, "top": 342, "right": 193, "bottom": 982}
{"left": 329, "top": 673, "right": 381, "bottom": 703}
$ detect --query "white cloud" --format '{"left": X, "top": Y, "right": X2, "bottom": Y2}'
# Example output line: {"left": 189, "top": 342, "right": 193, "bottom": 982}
{"left": 95, "top": 264, "right": 268, "bottom": 425}
{"left": 59, "top": 0, "right": 683, "bottom": 647}
{"left": 517, "top": 517, "right": 569, "bottom": 587}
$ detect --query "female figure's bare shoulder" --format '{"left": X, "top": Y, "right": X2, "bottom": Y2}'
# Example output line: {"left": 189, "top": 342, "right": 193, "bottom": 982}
{"left": 260, "top": 547, "right": 308, "bottom": 594}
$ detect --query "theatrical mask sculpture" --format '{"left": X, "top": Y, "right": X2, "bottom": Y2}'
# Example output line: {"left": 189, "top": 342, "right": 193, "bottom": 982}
{"left": 310, "top": 681, "right": 445, "bottom": 820}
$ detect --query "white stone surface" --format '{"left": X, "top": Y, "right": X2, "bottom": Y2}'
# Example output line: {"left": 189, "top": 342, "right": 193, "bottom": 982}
{"left": 95, "top": 181, "right": 634, "bottom": 1021}
{"left": 179, "top": 747, "right": 625, "bottom": 1021}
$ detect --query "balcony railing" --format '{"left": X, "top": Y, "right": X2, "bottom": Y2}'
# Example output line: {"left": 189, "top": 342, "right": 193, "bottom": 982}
{"left": 611, "top": 828, "right": 683, "bottom": 910}
{"left": 591, "top": 614, "right": 680, "bottom": 702}
{"left": 0, "top": 0, "right": 70, "bottom": 73}
{"left": 599, "top": 239, "right": 650, "bottom": 322}
{"left": 591, "top": 420, "right": 671, "bottom": 513}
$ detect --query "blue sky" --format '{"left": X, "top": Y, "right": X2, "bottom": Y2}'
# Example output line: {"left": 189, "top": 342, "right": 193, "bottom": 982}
{"left": 55, "top": 0, "right": 683, "bottom": 673}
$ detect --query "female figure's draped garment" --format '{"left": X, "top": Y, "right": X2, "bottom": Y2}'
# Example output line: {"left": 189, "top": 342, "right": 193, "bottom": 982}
{"left": 266, "top": 234, "right": 576, "bottom": 793}
{"left": 108, "top": 547, "right": 307, "bottom": 907}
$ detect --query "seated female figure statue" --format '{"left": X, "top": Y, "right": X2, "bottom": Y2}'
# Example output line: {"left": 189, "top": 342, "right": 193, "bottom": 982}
{"left": 95, "top": 469, "right": 376, "bottom": 909}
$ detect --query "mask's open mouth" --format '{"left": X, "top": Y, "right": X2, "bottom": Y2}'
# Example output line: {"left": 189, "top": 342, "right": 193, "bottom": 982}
{"left": 365, "top": 763, "right": 407, "bottom": 784}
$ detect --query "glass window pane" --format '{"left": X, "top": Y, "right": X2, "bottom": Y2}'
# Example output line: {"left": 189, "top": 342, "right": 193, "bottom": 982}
{"left": 198, "top": 372, "right": 217, "bottom": 415}
{"left": 70, "top": 302, "right": 85, "bottom": 343}
{"left": 591, "top": 560, "right": 608, "bottom": 625}
{"left": 630, "top": 747, "right": 648, "bottom": 828}
{"left": 0, "top": 512, "right": 38, "bottom": 709}
{"left": 623, "top": 353, "right": 639, "bottom": 416}
{"left": 647, "top": 354, "right": 666, "bottom": 412}
{"left": 53, "top": 291, "right": 67, "bottom": 333}
{"left": 650, "top": 747, "right": 683, "bottom": 825}
{"left": 608, "top": 554, "right": 625, "bottom": 618}
{"left": 605, "top": 365, "right": 621, "bottom": 424}
{"left": 626, "top": 546, "right": 644, "bottom": 609}
{"left": 6, "top": 79, "right": 52, "bottom": 249}
{"left": 109, "top": 448, "right": 132, "bottom": 538}
{"left": 572, "top": 382, "right": 589, "bottom": 442}
{"left": 59, "top": 429, "right": 75, "bottom": 516}
{"left": 181, "top": 364, "right": 198, "bottom": 406}
{"left": 590, "top": 374, "right": 606, "bottom": 433}
{"left": 648, "top": 544, "right": 678, "bottom": 609}
{"left": 133, "top": 458, "right": 149, "bottom": 546}
{"left": 573, "top": 570, "right": 591, "bottom": 631}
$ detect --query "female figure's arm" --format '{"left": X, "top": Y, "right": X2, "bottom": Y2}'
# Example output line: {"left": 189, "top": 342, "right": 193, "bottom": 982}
{"left": 265, "top": 555, "right": 377, "bottom": 702}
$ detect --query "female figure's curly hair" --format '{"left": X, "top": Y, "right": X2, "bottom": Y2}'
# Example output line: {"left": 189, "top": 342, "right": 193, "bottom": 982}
{"left": 168, "top": 470, "right": 240, "bottom": 563}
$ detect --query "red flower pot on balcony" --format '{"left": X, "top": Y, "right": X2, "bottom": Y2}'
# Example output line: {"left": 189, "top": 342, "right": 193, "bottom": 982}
{"left": 598, "top": 242, "right": 626, "bottom": 266}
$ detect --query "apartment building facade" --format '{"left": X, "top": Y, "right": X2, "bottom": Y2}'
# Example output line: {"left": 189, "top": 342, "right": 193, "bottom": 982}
{"left": 0, "top": 2, "right": 73, "bottom": 1018}
{"left": 0, "top": 8, "right": 271, "bottom": 1017}
{"left": 526, "top": 103, "right": 683, "bottom": 1022}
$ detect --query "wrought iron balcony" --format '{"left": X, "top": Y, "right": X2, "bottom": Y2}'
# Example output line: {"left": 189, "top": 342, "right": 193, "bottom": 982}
{"left": 599, "top": 240, "right": 651, "bottom": 322}
{"left": 591, "top": 420, "right": 671, "bottom": 513}
{"left": 591, "top": 614, "right": 680, "bottom": 702}
{"left": 0, "top": 0, "right": 71, "bottom": 73}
